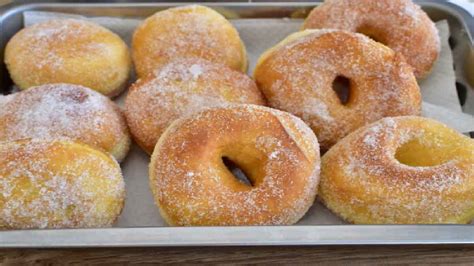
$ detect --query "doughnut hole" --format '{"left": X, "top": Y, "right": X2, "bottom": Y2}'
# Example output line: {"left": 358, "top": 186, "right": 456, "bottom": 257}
{"left": 356, "top": 25, "right": 388, "bottom": 46}
{"left": 222, "top": 157, "right": 254, "bottom": 187}
{"left": 395, "top": 131, "right": 462, "bottom": 167}
{"left": 219, "top": 143, "right": 267, "bottom": 191}
{"left": 332, "top": 75, "right": 352, "bottom": 105}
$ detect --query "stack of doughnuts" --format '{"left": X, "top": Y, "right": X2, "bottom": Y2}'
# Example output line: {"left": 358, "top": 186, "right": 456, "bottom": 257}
{"left": 1, "top": 19, "right": 132, "bottom": 228}
{"left": 1, "top": 0, "right": 473, "bottom": 228}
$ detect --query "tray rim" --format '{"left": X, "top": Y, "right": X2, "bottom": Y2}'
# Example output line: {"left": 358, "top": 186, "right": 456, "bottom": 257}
{"left": 0, "top": 1, "right": 473, "bottom": 247}
{"left": 2, "top": 225, "right": 474, "bottom": 247}
{"left": 0, "top": 0, "right": 472, "bottom": 42}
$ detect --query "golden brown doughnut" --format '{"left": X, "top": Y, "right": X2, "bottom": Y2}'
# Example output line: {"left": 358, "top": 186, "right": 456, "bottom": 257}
{"left": 125, "top": 58, "right": 265, "bottom": 154}
{"left": 132, "top": 5, "right": 247, "bottom": 78}
{"left": 303, "top": 0, "right": 440, "bottom": 78}
{"left": 149, "top": 105, "right": 320, "bottom": 226}
{"left": 320, "top": 116, "right": 474, "bottom": 224}
{"left": 0, "top": 83, "right": 130, "bottom": 162}
{"left": 0, "top": 139, "right": 125, "bottom": 229}
{"left": 4, "top": 19, "right": 131, "bottom": 97}
{"left": 254, "top": 30, "right": 421, "bottom": 151}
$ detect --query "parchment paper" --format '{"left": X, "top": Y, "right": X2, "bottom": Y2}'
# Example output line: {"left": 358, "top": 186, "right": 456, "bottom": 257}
{"left": 22, "top": 11, "right": 474, "bottom": 226}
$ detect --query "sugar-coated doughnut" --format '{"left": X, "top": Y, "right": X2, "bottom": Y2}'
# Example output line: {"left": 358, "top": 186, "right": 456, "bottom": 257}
{"left": 0, "top": 83, "right": 130, "bottom": 162}
{"left": 125, "top": 58, "right": 265, "bottom": 154}
{"left": 254, "top": 30, "right": 421, "bottom": 151}
{"left": 132, "top": 5, "right": 247, "bottom": 78}
{"left": 0, "top": 139, "right": 125, "bottom": 229}
{"left": 149, "top": 105, "right": 320, "bottom": 226}
{"left": 303, "top": 0, "right": 440, "bottom": 78}
{"left": 4, "top": 19, "right": 131, "bottom": 97}
{"left": 320, "top": 116, "right": 474, "bottom": 224}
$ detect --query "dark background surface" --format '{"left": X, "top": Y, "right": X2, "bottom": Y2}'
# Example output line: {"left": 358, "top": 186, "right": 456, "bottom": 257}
{"left": 2, "top": 245, "right": 474, "bottom": 264}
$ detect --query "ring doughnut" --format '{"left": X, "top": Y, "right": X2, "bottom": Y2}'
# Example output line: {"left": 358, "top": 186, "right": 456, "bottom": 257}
{"left": 4, "top": 19, "right": 131, "bottom": 97}
{"left": 303, "top": 0, "right": 440, "bottom": 78}
{"left": 254, "top": 30, "right": 421, "bottom": 151}
{"left": 0, "top": 139, "right": 125, "bottom": 229}
{"left": 132, "top": 5, "right": 247, "bottom": 78}
{"left": 0, "top": 83, "right": 130, "bottom": 162}
{"left": 149, "top": 105, "right": 320, "bottom": 226}
{"left": 320, "top": 116, "right": 474, "bottom": 224}
{"left": 125, "top": 58, "right": 265, "bottom": 154}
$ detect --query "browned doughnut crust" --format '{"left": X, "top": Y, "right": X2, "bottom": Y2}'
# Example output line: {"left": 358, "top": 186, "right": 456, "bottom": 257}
{"left": 0, "top": 83, "right": 130, "bottom": 162}
{"left": 320, "top": 116, "right": 474, "bottom": 224}
{"left": 4, "top": 19, "right": 131, "bottom": 97}
{"left": 149, "top": 105, "right": 320, "bottom": 226}
{"left": 132, "top": 5, "right": 247, "bottom": 78}
{"left": 303, "top": 0, "right": 440, "bottom": 78}
{"left": 0, "top": 139, "right": 125, "bottom": 229}
{"left": 254, "top": 30, "right": 421, "bottom": 151}
{"left": 125, "top": 58, "right": 265, "bottom": 154}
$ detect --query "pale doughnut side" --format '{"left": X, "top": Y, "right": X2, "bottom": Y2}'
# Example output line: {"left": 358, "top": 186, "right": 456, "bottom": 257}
{"left": 149, "top": 105, "right": 320, "bottom": 226}
{"left": 0, "top": 139, "right": 125, "bottom": 229}
{"left": 320, "top": 116, "right": 474, "bottom": 224}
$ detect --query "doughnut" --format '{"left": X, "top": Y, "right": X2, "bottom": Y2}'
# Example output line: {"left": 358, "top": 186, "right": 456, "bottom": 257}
{"left": 0, "top": 83, "right": 130, "bottom": 162}
{"left": 4, "top": 19, "right": 131, "bottom": 97}
{"left": 125, "top": 58, "right": 265, "bottom": 154}
{"left": 303, "top": 0, "right": 440, "bottom": 78}
{"left": 149, "top": 105, "right": 320, "bottom": 226}
{"left": 320, "top": 116, "right": 474, "bottom": 224}
{"left": 254, "top": 30, "right": 421, "bottom": 151}
{"left": 132, "top": 5, "right": 247, "bottom": 78}
{"left": 0, "top": 139, "right": 125, "bottom": 229}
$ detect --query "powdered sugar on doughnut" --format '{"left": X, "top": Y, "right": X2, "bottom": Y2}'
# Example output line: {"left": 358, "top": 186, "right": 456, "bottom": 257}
{"left": 254, "top": 30, "right": 421, "bottom": 150}
{"left": 125, "top": 58, "right": 264, "bottom": 153}
{"left": 321, "top": 116, "right": 474, "bottom": 224}
{"left": 304, "top": 0, "right": 440, "bottom": 78}
{"left": 8, "top": 19, "right": 122, "bottom": 74}
{"left": 132, "top": 5, "right": 246, "bottom": 77}
{"left": 0, "top": 139, "right": 125, "bottom": 229}
{"left": 150, "top": 105, "right": 320, "bottom": 225}
{"left": 0, "top": 83, "right": 129, "bottom": 160}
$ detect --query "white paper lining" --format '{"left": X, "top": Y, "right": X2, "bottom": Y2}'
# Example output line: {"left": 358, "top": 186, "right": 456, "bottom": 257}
{"left": 21, "top": 11, "right": 474, "bottom": 226}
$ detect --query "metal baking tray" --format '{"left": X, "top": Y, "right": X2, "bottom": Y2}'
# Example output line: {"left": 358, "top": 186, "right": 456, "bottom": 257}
{"left": 0, "top": 1, "right": 473, "bottom": 247}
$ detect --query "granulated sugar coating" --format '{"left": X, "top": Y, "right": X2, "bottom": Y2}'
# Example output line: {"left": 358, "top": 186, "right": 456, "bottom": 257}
{"left": 0, "top": 139, "right": 125, "bottom": 229}
{"left": 320, "top": 116, "right": 474, "bottom": 224}
{"left": 125, "top": 57, "right": 265, "bottom": 154}
{"left": 4, "top": 19, "right": 131, "bottom": 96}
{"left": 254, "top": 30, "right": 421, "bottom": 151}
{"left": 149, "top": 105, "right": 320, "bottom": 226}
{"left": 0, "top": 83, "right": 130, "bottom": 162}
{"left": 303, "top": 0, "right": 440, "bottom": 78}
{"left": 132, "top": 5, "right": 247, "bottom": 78}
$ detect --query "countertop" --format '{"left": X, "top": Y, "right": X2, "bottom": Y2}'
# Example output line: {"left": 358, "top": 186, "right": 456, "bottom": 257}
{"left": 2, "top": 245, "right": 474, "bottom": 264}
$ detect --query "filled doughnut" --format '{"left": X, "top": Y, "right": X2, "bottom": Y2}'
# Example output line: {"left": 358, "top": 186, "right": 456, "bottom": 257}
{"left": 320, "top": 116, "right": 474, "bottom": 224}
{"left": 4, "top": 19, "right": 131, "bottom": 97}
{"left": 0, "top": 83, "right": 130, "bottom": 162}
{"left": 132, "top": 5, "right": 247, "bottom": 78}
{"left": 149, "top": 105, "right": 320, "bottom": 226}
{"left": 0, "top": 139, "right": 125, "bottom": 229}
{"left": 254, "top": 30, "right": 421, "bottom": 151}
{"left": 303, "top": 0, "right": 440, "bottom": 78}
{"left": 125, "top": 58, "right": 265, "bottom": 154}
